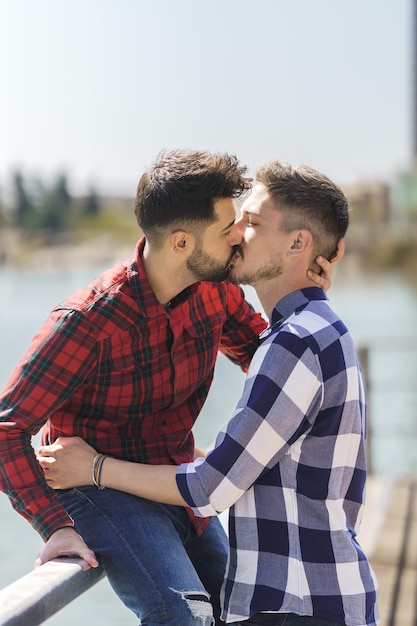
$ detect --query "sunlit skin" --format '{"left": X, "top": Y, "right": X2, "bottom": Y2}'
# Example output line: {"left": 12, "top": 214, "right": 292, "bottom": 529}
{"left": 229, "top": 183, "right": 314, "bottom": 316}
{"left": 186, "top": 198, "right": 242, "bottom": 283}
{"left": 141, "top": 197, "right": 241, "bottom": 304}
{"left": 229, "top": 185, "right": 287, "bottom": 283}
{"left": 229, "top": 183, "right": 345, "bottom": 316}
{"left": 35, "top": 190, "right": 344, "bottom": 570}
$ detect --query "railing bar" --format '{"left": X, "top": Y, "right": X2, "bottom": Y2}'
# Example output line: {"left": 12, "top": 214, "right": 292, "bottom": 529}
{"left": 0, "top": 558, "right": 104, "bottom": 626}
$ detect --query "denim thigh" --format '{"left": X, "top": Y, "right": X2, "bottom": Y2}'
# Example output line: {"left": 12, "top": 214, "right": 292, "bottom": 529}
{"left": 58, "top": 487, "right": 228, "bottom": 626}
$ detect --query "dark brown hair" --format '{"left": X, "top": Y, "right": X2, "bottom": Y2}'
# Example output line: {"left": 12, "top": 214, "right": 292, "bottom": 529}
{"left": 135, "top": 149, "right": 252, "bottom": 244}
{"left": 256, "top": 159, "right": 349, "bottom": 260}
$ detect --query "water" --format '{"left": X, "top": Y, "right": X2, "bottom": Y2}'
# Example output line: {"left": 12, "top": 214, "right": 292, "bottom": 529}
{"left": 0, "top": 261, "right": 416, "bottom": 624}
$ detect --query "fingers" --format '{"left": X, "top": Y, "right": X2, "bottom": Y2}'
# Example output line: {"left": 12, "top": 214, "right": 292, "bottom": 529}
{"left": 330, "top": 238, "right": 345, "bottom": 264}
{"left": 54, "top": 435, "right": 84, "bottom": 446}
{"left": 37, "top": 455, "right": 54, "bottom": 468}
{"left": 79, "top": 551, "right": 100, "bottom": 570}
{"left": 315, "top": 255, "right": 330, "bottom": 271}
{"left": 34, "top": 528, "right": 100, "bottom": 570}
{"left": 39, "top": 466, "right": 67, "bottom": 489}
{"left": 36, "top": 453, "right": 64, "bottom": 487}
{"left": 38, "top": 436, "right": 85, "bottom": 457}
{"left": 34, "top": 554, "right": 97, "bottom": 571}
{"left": 38, "top": 441, "right": 64, "bottom": 459}
{"left": 34, "top": 555, "right": 45, "bottom": 568}
{"left": 308, "top": 257, "right": 329, "bottom": 286}
{"left": 37, "top": 457, "right": 56, "bottom": 486}
{"left": 310, "top": 238, "right": 345, "bottom": 291}
{"left": 37, "top": 436, "right": 98, "bottom": 489}
{"left": 308, "top": 261, "right": 330, "bottom": 291}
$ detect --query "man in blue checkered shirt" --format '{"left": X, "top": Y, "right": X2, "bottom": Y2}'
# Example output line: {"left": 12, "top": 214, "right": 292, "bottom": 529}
{"left": 41, "top": 159, "right": 379, "bottom": 626}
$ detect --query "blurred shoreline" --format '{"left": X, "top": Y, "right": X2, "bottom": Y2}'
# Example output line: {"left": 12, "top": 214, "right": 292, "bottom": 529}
{"left": 0, "top": 229, "right": 138, "bottom": 270}
{"left": 1, "top": 225, "right": 416, "bottom": 293}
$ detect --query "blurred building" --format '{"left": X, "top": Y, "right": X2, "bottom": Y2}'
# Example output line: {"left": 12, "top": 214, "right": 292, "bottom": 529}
{"left": 341, "top": 0, "right": 417, "bottom": 244}
{"left": 343, "top": 180, "right": 392, "bottom": 225}
{"left": 391, "top": 167, "right": 417, "bottom": 224}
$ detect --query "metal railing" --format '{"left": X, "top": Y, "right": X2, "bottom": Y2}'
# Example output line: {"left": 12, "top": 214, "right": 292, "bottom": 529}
{"left": 0, "top": 340, "right": 416, "bottom": 625}
{"left": 0, "top": 558, "right": 103, "bottom": 626}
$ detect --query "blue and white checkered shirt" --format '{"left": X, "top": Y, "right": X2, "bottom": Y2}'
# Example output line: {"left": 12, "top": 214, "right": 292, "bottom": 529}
{"left": 177, "top": 287, "right": 379, "bottom": 625}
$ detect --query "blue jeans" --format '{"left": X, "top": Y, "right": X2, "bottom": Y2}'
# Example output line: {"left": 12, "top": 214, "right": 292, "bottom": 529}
{"left": 58, "top": 487, "right": 229, "bottom": 625}
{"left": 235, "top": 615, "right": 345, "bottom": 626}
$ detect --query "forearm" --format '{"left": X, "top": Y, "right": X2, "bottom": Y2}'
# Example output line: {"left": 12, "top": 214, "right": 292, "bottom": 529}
{"left": 100, "top": 457, "right": 187, "bottom": 506}
{"left": 0, "top": 433, "right": 73, "bottom": 540}
{"left": 39, "top": 436, "right": 189, "bottom": 506}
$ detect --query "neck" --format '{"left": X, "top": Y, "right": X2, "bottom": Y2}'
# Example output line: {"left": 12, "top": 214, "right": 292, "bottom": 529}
{"left": 255, "top": 273, "right": 312, "bottom": 318}
{"left": 142, "top": 240, "right": 196, "bottom": 305}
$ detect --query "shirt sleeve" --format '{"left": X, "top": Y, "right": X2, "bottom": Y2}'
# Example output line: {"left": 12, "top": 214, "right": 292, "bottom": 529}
{"left": 219, "top": 282, "right": 266, "bottom": 371}
{"left": 0, "top": 308, "right": 98, "bottom": 540}
{"left": 176, "top": 331, "right": 323, "bottom": 516}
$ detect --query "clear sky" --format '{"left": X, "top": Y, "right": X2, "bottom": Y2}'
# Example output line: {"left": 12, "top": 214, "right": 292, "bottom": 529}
{"left": 0, "top": 0, "right": 411, "bottom": 197}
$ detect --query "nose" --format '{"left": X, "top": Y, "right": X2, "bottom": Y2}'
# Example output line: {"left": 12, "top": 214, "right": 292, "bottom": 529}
{"left": 229, "top": 223, "right": 243, "bottom": 246}
{"left": 234, "top": 216, "right": 245, "bottom": 238}
{"left": 235, "top": 214, "right": 244, "bottom": 230}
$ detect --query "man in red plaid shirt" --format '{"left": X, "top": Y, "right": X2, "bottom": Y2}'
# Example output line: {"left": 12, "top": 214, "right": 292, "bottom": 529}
{"left": 0, "top": 149, "right": 333, "bottom": 625}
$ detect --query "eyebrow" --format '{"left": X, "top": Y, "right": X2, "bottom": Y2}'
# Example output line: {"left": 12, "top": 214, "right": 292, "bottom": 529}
{"left": 220, "top": 219, "right": 236, "bottom": 232}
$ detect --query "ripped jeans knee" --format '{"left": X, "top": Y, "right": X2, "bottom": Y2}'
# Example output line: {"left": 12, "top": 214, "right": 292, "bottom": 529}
{"left": 170, "top": 588, "right": 215, "bottom": 625}
{"left": 58, "top": 490, "right": 227, "bottom": 625}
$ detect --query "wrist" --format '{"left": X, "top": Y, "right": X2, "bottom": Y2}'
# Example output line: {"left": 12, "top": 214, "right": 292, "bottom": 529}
{"left": 48, "top": 525, "right": 75, "bottom": 540}
{"left": 92, "top": 454, "right": 108, "bottom": 489}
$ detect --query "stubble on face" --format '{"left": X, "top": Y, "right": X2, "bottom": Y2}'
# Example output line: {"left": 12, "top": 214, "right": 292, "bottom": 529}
{"left": 186, "top": 238, "right": 238, "bottom": 283}
{"left": 228, "top": 248, "right": 284, "bottom": 286}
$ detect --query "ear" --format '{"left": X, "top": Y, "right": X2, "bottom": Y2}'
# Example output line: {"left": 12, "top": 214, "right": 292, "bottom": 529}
{"left": 288, "top": 229, "right": 313, "bottom": 256}
{"left": 170, "top": 230, "right": 193, "bottom": 253}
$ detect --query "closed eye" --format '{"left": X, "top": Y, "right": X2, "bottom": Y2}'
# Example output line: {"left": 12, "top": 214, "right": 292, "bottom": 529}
{"left": 241, "top": 211, "right": 258, "bottom": 227}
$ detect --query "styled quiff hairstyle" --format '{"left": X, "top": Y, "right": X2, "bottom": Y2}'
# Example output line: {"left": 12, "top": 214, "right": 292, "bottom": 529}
{"left": 135, "top": 149, "right": 252, "bottom": 245}
{"left": 256, "top": 159, "right": 349, "bottom": 261}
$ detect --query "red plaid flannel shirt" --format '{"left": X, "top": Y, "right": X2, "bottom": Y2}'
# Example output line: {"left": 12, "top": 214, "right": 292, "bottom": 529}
{"left": 0, "top": 238, "right": 266, "bottom": 540}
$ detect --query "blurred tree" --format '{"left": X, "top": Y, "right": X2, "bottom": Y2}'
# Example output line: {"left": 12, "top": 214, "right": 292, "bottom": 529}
{"left": 37, "top": 173, "right": 72, "bottom": 233}
{"left": 55, "top": 173, "right": 71, "bottom": 210}
{"left": 11, "top": 170, "right": 33, "bottom": 228}
{"left": 82, "top": 186, "right": 101, "bottom": 217}
{"left": 0, "top": 190, "right": 6, "bottom": 227}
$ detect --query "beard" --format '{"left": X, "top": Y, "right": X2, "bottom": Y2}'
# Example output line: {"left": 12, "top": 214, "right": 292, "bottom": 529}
{"left": 228, "top": 251, "right": 283, "bottom": 286}
{"left": 186, "top": 240, "right": 236, "bottom": 283}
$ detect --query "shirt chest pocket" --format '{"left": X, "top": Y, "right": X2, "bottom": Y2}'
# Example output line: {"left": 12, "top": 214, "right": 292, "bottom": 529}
{"left": 98, "top": 350, "right": 146, "bottom": 400}
{"left": 108, "top": 352, "right": 145, "bottom": 372}
{"left": 97, "top": 346, "right": 172, "bottom": 413}
{"left": 183, "top": 310, "right": 224, "bottom": 346}
{"left": 177, "top": 313, "right": 224, "bottom": 382}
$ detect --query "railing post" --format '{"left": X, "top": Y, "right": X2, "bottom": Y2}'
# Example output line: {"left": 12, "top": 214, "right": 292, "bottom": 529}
{"left": 357, "top": 345, "right": 372, "bottom": 475}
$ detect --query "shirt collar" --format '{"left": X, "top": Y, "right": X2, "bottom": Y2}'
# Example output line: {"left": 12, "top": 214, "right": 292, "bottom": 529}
{"left": 127, "top": 237, "right": 199, "bottom": 318}
{"left": 265, "top": 287, "right": 327, "bottom": 335}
